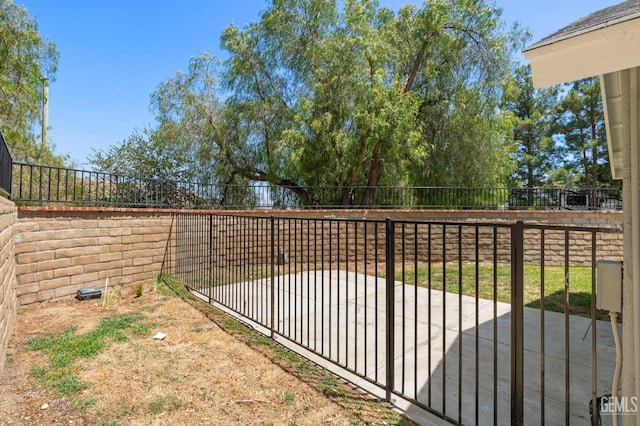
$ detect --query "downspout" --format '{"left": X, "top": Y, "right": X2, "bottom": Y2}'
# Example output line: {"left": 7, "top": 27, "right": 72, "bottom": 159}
{"left": 631, "top": 66, "right": 640, "bottom": 426}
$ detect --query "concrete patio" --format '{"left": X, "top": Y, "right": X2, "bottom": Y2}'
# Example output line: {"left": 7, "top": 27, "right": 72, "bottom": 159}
{"left": 195, "top": 270, "right": 621, "bottom": 425}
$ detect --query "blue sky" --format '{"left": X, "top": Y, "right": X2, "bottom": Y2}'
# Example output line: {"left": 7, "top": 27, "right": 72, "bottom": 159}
{"left": 17, "top": 0, "right": 621, "bottom": 167}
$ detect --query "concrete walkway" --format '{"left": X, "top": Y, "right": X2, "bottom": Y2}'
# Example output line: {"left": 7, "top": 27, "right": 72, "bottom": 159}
{"left": 198, "top": 270, "right": 621, "bottom": 425}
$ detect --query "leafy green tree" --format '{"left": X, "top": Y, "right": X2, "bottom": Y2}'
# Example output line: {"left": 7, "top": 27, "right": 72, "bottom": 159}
{"left": 502, "top": 65, "right": 559, "bottom": 188}
{"left": 557, "top": 78, "right": 612, "bottom": 190}
{"left": 89, "top": 128, "right": 190, "bottom": 181}
{"left": 216, "top": 0, "right": 425, "bottom": 205}
{"left": 0, "top": 0, "right": 62, "bottom": 164}
{"left": 398, "top": 0, "right": 523, "bottom": 189}
{"left": 96, "top": 0, "right": 525, "bottom": 206}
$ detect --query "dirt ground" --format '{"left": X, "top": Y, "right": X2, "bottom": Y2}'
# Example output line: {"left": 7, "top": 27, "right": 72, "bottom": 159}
{"left": 0, "top": 280, "right": 411, "bottom": 426}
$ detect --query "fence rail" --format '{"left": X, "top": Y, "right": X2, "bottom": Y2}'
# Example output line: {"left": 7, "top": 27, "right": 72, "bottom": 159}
{"left": 9, "top": 162, "right": 623, "bottom": 210}
{"left": 0, "top": 131, "right": 12, "bottom": 197}
{"left": 164, "top": 212, "right": 622, "bottom": 425}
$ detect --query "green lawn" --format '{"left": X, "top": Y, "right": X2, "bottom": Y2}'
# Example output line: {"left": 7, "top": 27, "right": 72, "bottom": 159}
{"left": 394, "top": 262, "right": 606, "bottom": 319}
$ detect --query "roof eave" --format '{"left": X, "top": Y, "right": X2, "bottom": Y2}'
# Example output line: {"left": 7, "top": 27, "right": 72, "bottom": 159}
{"left": 524, "top": 17, "right": 640, "bottom": 88}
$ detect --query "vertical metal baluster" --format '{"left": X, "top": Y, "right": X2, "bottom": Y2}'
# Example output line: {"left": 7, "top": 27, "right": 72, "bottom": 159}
{"left": 329, "top": 220, "right": 332, "bottom": 359}
{"left": 511, "top": 221, "right": 524, "bottom": 426}
{"left": 294, "top": 219, "right": 298, "bottom": 342}
{"left": 493, "top": 227, "right": 498, "bottom": 426}
{"left": 314, "top": 219, "right": 318, "bottom": 352}
{"left": 458, "top": 224, "right": 463, "bottom": 423}
{"left": 233, "top": 215, "right": 238, "bottom": 310}
{"left": 385, "top": 218, "right": 395, "bottom": 403}
{"left": 364, "top": 221, "right": 368, "bottom": 377}
{"left": 288, "top": 218, "right": 292, "bottom": 338}
{"left": 428, "top": 223, "right": 432, "bottom": 405}
{"left": 442, "top": 224, "right": 447, "bottom": 415}
{"left": 244, "top": 216, "right": 249, "bottom": 316}
{"left": 252, "top": 218, "right": 257, "bottom": 321}
{"left": 354, "top": 221, "right": 358, "bottom": 372}
{"left": 19, "top": 164, "right": 24, "bottom": 199}
{"left": 225, "top": 215, "right": 229, "bottom": 305}
{"left": 541, "top": 229, "right": 546, "bottom": 424}
{"left": 321, "top": 220, "right": 325, "bottom": 356}
{"left": 258, "top": 218, "right": 262, "bottom": 324}
{"left": 270, "top": 216, "right": 275, "bottom": 338}
{"left": 401, "top": 223, "right": 406, "bottom": 395}
{"left": 414, "top": 223, "right": 419, "bottom": 399}
{"left": 218, "top": 215, "right": 223, "bottom": 304}
{"left": 337, "top": 220, "right": 341, "bottom": 364}
{"left": 346, "top": 221, "right": 349, "bottom": 368}
{"left": 307, "top": 219, "right": 311, "bottom": 348}
{"left": 375, "top": 222, "right": 379, "bottom": 383}
{"left": 475, "top": 227, "right": 480, "bottom": 425}
{"left": 298, "top": 219, "right": 303, "bottom": 345}
{"left": 564, "top": 230, "right": 570, "bottom": 425}
{"left": 591, "top": 230, "right": 598, "bottom": 422}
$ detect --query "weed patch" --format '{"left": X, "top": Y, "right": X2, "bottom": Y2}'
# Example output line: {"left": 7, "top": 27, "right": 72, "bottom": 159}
{"left": 131, "top": 322, "right": 155, "bottom": 336}
{"left": 384, "top": 412, "right": 415, "bottom": 426}
{"left": 24, "top": 313, "right": 148, "bottom": 396}
{"left": 156, "top": 274, "right": 195, "bottom": 300}
{"left": 134, "top": 283, "right": 144, "bottom": 298}
{"left": 282, "top": 392, "right": 295, "bottom": 404}
{"left": 320, "top": 374, "right": 347, "bottom": 398}
{"left": 274, "top": 346, "right": 301, "bottom": 363}
{"left": 247, "top": 336, "right": 273, "bottom": 347}
{"left": 148, "top": 395, "right": 182, "bottom": 414}
{"left": 113, "top": 403, "right": 137, "bottom": 418}
{"left": 72, "top": 397, "right": 97, "bottom": 411}
{"left": 55, "top": 376, "right": 89, "bottom": 395}
{"left": 221, "top": 318, "right": 251, "bottom": 334}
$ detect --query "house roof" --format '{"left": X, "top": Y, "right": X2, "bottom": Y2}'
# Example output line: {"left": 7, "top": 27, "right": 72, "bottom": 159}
{"left": 525, "top": 0, "right": 640, "bottom": 52}
{"left": 524, "top": 1, "right": 640, "bottom": 180}
{"left": 523, "top": 0, "right": 640, "bottom": 88}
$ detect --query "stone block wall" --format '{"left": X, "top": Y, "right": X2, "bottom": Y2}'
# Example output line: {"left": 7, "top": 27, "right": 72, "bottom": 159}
{"left": 13, "top": 207, "right": 624, "bottom": 306}
{"left": 0, "top": 197, "right": 17, "bottom": 377}
{"left": 15, "top": 207, "right": 174, "bottom": 306}
{"left": 174, "top": 210, "right": 623, "bottom": 275}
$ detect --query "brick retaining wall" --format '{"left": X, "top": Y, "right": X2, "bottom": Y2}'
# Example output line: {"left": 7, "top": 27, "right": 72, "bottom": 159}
{"left": 15, "top": 207, "right": 174, "bottom": 306}
{"left": 189, "top": 210, "right": 623, "bottom": 268}
{"left": 0, "top": 197, "right": 17, "bottom": 377}
{"left": 14, "top": 208, "right": 623, "bottom": 306}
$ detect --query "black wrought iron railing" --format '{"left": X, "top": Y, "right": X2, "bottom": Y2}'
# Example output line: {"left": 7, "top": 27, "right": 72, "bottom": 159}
{"left": 10, "top": 162, "right": 623, "bottom": 210}
{"left": 165, "top": 213, "right": 622, "bottom": 424}
{"left": 0, "top": 131, "right": 12, "bottom": 197}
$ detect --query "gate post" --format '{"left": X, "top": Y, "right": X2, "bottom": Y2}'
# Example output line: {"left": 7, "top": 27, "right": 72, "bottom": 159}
{"left": 385, "top": 217, "right": 395, "bottom": 402}
{"left": 511, "top": 221, "right": 524, "bottom": 425}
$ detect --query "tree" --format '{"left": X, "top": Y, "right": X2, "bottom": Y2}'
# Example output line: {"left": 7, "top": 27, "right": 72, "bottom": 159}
{"left": 0, "top": 0, "right": 61, "bottom": 164}
{"left": 218, "top": 0, "right": 425, "bottom": 205}
{"left": 557, "top": 78, "right": 611, "bottom": 190}
{"left": 502, "top": 65, "right": 559, "bottom": 188}
{"left": 98, "top": 0, "right": 525, "bottom": 206}
{"left": 90, "top": 54, "right": 230, "bottom": 181}
{"left": 89, "top": 128, "right": 192, "bottom": 181}
{"left": 396, "top": 0, "right": 523, "bottom": 189}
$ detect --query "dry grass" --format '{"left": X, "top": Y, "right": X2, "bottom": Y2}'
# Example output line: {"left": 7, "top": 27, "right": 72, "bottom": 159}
{"left": 0, "top": 278, "right": 413, "bottom": 425}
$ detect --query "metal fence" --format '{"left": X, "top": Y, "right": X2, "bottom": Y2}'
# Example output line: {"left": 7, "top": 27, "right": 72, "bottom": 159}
{"left": 0, "top": 131, "right": 12, "bottom": 197}
{"left": 163, "top": 213, "right": 622, "bottom": 425}
{"left": 10, "top": 162, "right": 622, "bottom": 210}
